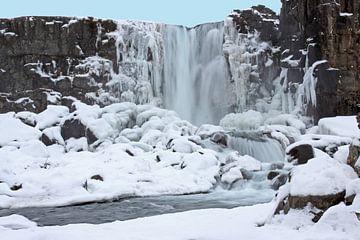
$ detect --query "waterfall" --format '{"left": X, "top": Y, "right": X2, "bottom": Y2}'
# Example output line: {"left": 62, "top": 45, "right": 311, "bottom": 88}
{"left": 162, "top": 22, "right": 229, "bottom": 126}
{"left": 228, "top": 135, "right": 284, "bottom": 163}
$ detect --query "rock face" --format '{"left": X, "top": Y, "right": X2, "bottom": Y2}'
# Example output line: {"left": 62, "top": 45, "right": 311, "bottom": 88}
{"left": 0, "top": 17, "right": 118, "bottom": 111}
{"left": 0, "top": 16, "right": 162, "bottom": 114}
{"left": 279, "top": 0, "right": 360, "bottom": 122}
{"left": 224, "top": 6, "right": 281, "bottom": 113}
{"left": 0, "top": 2, "right": 359, "bottom": 123}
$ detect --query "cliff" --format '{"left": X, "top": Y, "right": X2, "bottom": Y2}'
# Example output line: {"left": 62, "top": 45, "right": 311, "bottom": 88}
{"left": 0, "top": 1, "right": 359, "bottom": 123}
{"left": 279, "top": 0, "right": 360, "bottom": 121}
{"left": 0, "top": 17, "right": 120, "bottom": 112}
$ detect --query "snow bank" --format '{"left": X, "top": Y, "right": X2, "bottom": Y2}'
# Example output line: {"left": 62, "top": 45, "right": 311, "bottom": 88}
{"left": 0, "top": 202, "right": 358, "bottom": 240}
{"left": 0, "top": 215, "right": 37, "bottom": 230}
{"left": 0, "top": 113, "right": 41, "bottom": 146}
{"left": 318, "top": 116, "right": 360, "bottom": 138}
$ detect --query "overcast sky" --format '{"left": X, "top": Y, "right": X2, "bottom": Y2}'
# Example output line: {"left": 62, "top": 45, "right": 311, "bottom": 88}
{"left": 1, "top": 0, "right": 281, "bottom": 27}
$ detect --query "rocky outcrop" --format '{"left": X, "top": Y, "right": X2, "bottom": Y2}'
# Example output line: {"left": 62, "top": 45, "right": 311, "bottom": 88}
{"left": 224, "top": 5, "right": 281, "bottom": 113}
{"left": 0, "top": 17, "right": 118, "bottom": 110}
{"left": 0, "top": 16, "right": 162, "bottom": 114}
{"left": 347, "top": 144, "right": 360, "bottom": 177}
{"left": 279, "top": 0, "right": 360, "bottom": 122}
{"left": 60, "top": 118, "right": 98, "bottom": 144}
{"left": 276, "top": 190, "right": 347, "bottom": 222}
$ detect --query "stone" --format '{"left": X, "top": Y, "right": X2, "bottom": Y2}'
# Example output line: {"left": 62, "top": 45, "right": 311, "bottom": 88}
{"left": 90, "top": 175, "right": 104, "bottom": 181}
{"left": 86, "top": 127, "right": 98, "bottom": 145}
{"left": 276, "top": 190, "right": 347, "bottom": 220}
{"left": 287, "top": 144, "right": 315, "bottom": 165}
{"left": 271, "top": 173, "right": 288, "bottom": 190}
{"left": 267, "top": 170, "right": 280, "bottom": 180}
{"left": 0, "top": 16, "right": 117, "bottom": 109}
{"left": 280, "top": 0, "right": 360, "bottom": 122}
{"left": 60, "top": 118, "right": 86, "bottom": 140}
{"left": 345, "top": 194, "right": 356, "bottom": 206}
{"left": 41, "top": 132, "right": 55, "bottom": 146}
{"left": 10, "top": 184, "right": 22, "bottom": 191}
{"left": 286, "top": 191, "right": 346, "bottom": 212}
{"left": 61, "top": 97, "right": 76, "bottom": 111}
{"left": 210, "top": 132, "right": 228, "bottom": 146}
{"left": 240, "top": 168, "right": 253, "bottom": 180}
{"left": 347, "top": 144, "right": 360, "bottom": 176}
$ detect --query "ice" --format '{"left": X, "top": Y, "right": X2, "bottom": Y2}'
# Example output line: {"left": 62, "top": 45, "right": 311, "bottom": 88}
{"left": 162, "top": 22, "right": 228, "bottom": 125}
{"left": 220, "top": 110, "right": 264, "bottom": 130}
{"left": 303, "top": 60, "right": 328, "bottom": 107}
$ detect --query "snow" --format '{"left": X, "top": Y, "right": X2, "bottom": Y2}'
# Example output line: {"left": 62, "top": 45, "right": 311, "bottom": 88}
{"left": 0, "top": 215, "right": 37, "bottom": 230}
{"left": 0, "top": 102, "right": 230, "bottom": 208}
{"left": 0, "top": 113, "right": 41, "bottom": 146}
{"left": 36, "top": 105, "right": 69, "bottom": 130}
{"left": 289, "top": 156, "right": 358, "bottom": 196}
{"left": 340, "top": 12, "right": 353, "bottom": 17}
{"left": 334, "top": 145, "right": 350, "bottom": 164}
{"left": 287, "top": 134, "right": 352, "bottom": 152}
{"left": 318, "top": 116, "right": 360, "bottom": 138}
{"left": 0, "top": 202, "right": 359, "bottom": 240}
{"left": 220, "top": 110, "right": 264, "bottom": 130}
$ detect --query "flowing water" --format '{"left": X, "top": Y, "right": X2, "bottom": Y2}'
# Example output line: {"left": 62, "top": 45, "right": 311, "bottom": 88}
{"left": 162, "top": 22, "right": 229, "bottom": 126}
{"left": 0, "top": 23, "right": 288, "bottom": 227}
{"left": 0, "top": 189, "right": 274, "bottom": 226}
{"left": 228, "top": 136, "right": 285, "bottom": 163}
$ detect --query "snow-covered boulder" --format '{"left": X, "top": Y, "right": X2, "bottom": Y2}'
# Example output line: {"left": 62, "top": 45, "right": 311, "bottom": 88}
{"left": 318, "top": 116, "right": 360, "bottom": 139}
{"left": 0, "top": 113, "right": 41, "bottom": 146}
{"left": 220, "top": 152, "right": 262, "bottom": 188}
{"left": 274, "top": 156, "right": 358, "bottom": 222}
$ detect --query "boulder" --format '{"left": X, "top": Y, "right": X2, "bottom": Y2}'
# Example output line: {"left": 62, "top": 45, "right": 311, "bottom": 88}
{"left": 90, "top": 175, "right": 104, "bottom": 181}
{"left": 286, "top": 191, "right": 346, "bottom": 212}
{"left": 210, "top": 132, "right": 228, "bottom": 146}
{"left": 287, "top": 144, "right": 314, "bottom": 165}
{"left": 267, "top": 170, "right": 280, "bottom": 180}
{"left": 10, "top": 184, "right": 22, "bottom": 191}
{"left": 347, "top": 144, "right": 360, "bottom": 176}
{"left": 41, "top": 132, "right": 55, "bottom": 146}
{"left": 270, "top": 173, "right": 288, "bottom": 190}
{"left": 60, "top": 118, "right": 86, "bottom": 140}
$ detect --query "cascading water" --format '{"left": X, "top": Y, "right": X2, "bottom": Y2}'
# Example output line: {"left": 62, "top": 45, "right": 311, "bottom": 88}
{"left": 162, "top": 23, "right": 229, "bottom": 126}
{"left": 228, "top": 135, "right": 285, "bottom": 163}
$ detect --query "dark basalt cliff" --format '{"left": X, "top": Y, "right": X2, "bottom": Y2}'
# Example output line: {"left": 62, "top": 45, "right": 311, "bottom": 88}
{"left": 0, "top": 17, "right": 118, "bottom": 112}
{"left": 279, "top": 0, "right": 360, "bottom": 121}
{"left": 0, "top": 1, "right": 360, "bottom": 122}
